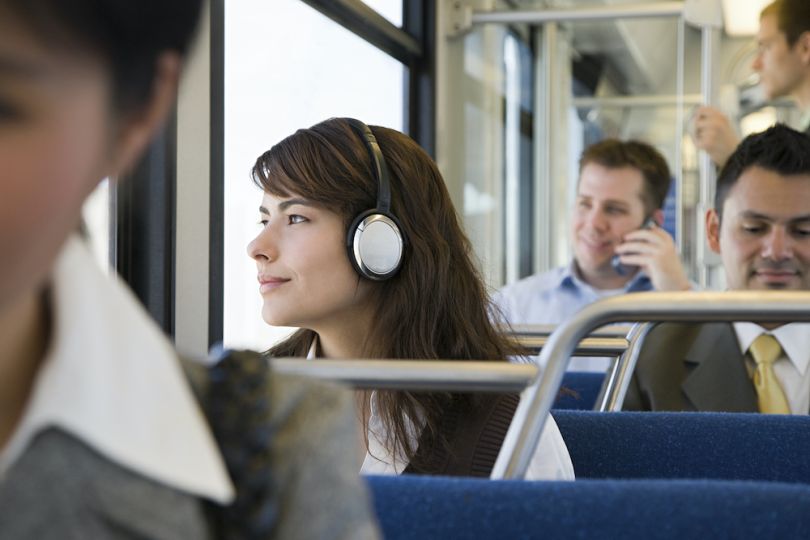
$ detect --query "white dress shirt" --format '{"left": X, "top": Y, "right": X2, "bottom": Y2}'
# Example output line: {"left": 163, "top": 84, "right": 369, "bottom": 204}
{"left": 306, "top": 338, "right": 575, "bottom": 480}
{"left": 734, "top": 322, "right": 810, "bottom": 414}
{"left": 0, "top": 237, "right": 234, "bottom": 503}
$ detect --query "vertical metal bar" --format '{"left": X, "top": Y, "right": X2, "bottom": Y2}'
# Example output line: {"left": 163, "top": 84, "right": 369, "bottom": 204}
{"left": 593, "top": 354, "right": 621, "bottom": 411}
{"left": 505, "top": 37, "right": 520, "bottom": 284}
{"left": 208, "top": 0, "right": 224, "bottom": 348}
{"left": 533, "top": 22, "right": 556, "bottom": 273}
{"left": 697, "top": 25, "right": 716, "bottom": 288}
{"left": 674, "top": 17, "right": 685, "bottom": 255}
{"left": 603, "top": 322, "right": 655, "bottom": 411}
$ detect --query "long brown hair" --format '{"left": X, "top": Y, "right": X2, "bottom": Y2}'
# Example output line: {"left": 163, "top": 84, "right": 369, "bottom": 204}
{"left": 251, "top": 117, "right": 521, "bottom": 465}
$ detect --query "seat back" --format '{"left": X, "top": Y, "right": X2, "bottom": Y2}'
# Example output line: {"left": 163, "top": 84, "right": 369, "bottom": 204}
{"left": 555, "top": 410, "right": 810, "bottom": 483}
{"left": 496, "top": 291, "right": 810, "bottom": 479}
{"left": 553, "top": 371, "right": 605, "bottom": 410}
{"left": 368, "top": 475, "right": 810, "bottom": 540}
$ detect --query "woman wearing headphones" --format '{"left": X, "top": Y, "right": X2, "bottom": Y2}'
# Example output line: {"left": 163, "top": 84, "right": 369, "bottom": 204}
{"left": 248, "top": 117, "right": 574, "bottom": 479}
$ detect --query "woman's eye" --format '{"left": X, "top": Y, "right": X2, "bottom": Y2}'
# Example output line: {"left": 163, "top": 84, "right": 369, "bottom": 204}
{"left": 289, "top": 214, "right": 307, "bottom": 225}
{"left": 257, "top": 219, "right": 268, "bottom": 227}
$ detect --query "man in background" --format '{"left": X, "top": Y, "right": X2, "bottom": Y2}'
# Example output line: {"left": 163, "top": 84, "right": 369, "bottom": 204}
{"left": 694, "top": 0, "right": 810, "bottom": 166}
{"left": 494, "top": 139, "right": 690, "bottom": 371}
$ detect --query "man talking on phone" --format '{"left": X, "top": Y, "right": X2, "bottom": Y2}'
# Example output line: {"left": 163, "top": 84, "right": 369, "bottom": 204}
{"left": 494, "top": 139, "right": 691, "bottom": 371}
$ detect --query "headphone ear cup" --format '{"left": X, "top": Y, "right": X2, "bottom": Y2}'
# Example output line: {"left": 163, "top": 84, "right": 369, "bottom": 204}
{"left": 346, "top": 210, "right": 404, "bottom": 280}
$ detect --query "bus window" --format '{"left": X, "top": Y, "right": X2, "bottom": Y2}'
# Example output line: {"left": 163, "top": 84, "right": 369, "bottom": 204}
{"left": 361, "top": 0, "right": 403, "bottom": 26}
{"left": 222, "top": 0, "right": 405, "bottom": 351}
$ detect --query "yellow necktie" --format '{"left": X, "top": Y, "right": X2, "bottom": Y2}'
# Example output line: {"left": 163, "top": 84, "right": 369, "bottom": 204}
{"left": 749, "top": 334, "right": 790, "bottom": 414}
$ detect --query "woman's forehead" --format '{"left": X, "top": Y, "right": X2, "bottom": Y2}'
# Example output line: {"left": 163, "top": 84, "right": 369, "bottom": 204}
{"left": 0, "top": 17, "right": 106, "bottom": 86}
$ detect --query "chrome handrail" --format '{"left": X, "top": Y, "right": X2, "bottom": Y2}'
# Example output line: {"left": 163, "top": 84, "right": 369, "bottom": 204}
{"left": 502, "top": 323, "right": 633, "bottom": 338}
{"left": 514, "top": 335, "right": 628, "bottom": 356}
{"left": 491, "top": 291, "right": 810, "bottom": 480}
{"left": 596, "top": 322, "right": 655, "bottom": 411}
{"left": 270, "top": 358, "right": 537, "bottom": 393}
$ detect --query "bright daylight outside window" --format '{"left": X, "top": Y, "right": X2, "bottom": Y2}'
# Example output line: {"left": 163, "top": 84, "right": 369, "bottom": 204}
{"left": 223, "top": 0, "right": 404, "bottom": 351}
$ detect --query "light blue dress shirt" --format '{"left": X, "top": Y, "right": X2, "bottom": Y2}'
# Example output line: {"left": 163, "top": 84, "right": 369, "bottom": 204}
{"left": 494, "top": 262, "right": 653, "bottom": 325}
{"left": 493, "top": 262, "right": 653, "bottom": 372}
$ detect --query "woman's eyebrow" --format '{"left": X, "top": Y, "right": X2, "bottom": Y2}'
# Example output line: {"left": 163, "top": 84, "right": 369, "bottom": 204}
{"left": 278, "top": 198, "right": 314, "bottom": 211}
{"left": 258, "top": 199, "right": 314, "bottom": 215}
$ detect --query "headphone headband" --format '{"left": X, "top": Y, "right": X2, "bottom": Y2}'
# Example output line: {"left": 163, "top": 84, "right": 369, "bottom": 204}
{"left": 346, "top": 119, "right": 392, "bottom": 213}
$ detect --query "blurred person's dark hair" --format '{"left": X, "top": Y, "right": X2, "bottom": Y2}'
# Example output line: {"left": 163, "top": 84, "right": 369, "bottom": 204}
{"left": 6, "top": 0, "right": 203, "bottom": 111}
{"left": 715, "top": 124, "right": 810, "bottom": 218}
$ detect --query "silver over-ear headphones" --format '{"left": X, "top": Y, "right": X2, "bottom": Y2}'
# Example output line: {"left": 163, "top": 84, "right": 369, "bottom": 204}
{"left": 344, "top": 119, "right": 405, "bottom": 281}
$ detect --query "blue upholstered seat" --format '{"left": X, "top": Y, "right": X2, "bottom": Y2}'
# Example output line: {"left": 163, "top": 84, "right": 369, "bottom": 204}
{"left": 553, "top": 371, "right": 605, "bottom": 410}
{"left": 368, "top": 475, "right": 810, "bottom": 539}
{"left": 554, "top": 410, "right": 810, "bottom": 483}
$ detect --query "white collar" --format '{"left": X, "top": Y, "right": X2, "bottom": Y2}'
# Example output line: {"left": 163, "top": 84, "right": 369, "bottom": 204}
{"left": 306, "top": 336, "right": 318, "bottom": 360}
{"left": 733, "top": 321, "right": 810, "bottom": 376}
{"left": 0, "top": 237, "right": 234, "bottom": 503}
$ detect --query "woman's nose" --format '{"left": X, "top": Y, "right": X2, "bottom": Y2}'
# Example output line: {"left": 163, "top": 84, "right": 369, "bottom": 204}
{"left": 247, "top": 227, "right": 276, "bottom": 262}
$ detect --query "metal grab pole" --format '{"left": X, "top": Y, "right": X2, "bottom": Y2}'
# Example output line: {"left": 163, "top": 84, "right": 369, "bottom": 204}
{"left": 270, "top": 359, "right": 537, "bottom": 392}
{"left": 572, "top": 94, "right": 702, "bottom": 109}
{"left": 598, "top": 322, "right": 656, "bottom": 411}
{"left": 514, "top": 335, "right": 628, "bottom": 355}
{"left": 491, "top": 291, "right": 810, "bottom": 479}
{"left": 471, "top": 2, "right": 684, "bottom": 25}
{"left": 697, "top": 25, "right": 717, "bottom": 287}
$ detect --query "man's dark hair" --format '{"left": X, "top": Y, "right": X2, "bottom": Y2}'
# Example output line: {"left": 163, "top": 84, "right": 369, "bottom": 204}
{"left": 762, "top": 0, "right": 810, "bottom": 47}
{"left": 579, "top": 139, "right": 672, "bottom": 215}
{"left": 715, "top": 124, "right": 810, "bottom": 216}
{"left": 8, "top": 0, "right": 203, "bottom": 112}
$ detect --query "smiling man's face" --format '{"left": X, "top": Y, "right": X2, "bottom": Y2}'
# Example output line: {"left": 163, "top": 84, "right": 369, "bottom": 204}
{"left": 707, "top": 165, "right": 810, "bottom": 291}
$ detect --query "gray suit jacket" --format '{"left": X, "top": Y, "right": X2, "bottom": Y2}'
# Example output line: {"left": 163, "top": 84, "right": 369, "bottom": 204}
{"left": 0, "top": 368, "right": 381, "bottom": 540}
{"left": 0, "top": 429, "right": 211, "bottom": 540}
{"left": 623, "top": 322, "right": 759, "bottom": 412}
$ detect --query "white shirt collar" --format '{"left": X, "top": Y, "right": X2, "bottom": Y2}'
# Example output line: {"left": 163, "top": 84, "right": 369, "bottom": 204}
{"left": 0, "top": 237, "right": 234, "bottom": 503}
{"left": 733, "top": 321, "right": 810, "bottom": 376}
{"left": 306, "top": 336, "right": 318, "bottom": 360}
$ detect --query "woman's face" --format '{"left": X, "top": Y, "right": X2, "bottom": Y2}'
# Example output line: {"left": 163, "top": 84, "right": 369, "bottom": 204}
{"left": 0, "top": 9, "right": 115, "bottom": 312}
{"left": 0, "top": 7, "right": 178, "bottom": 314}
{"left": 247, "top": 191, "right": 375, "bottom": 332}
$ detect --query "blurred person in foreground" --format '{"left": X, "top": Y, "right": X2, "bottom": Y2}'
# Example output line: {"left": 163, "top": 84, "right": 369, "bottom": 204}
{"left": 0, "top": 1, "right": 379, "bottom": 538}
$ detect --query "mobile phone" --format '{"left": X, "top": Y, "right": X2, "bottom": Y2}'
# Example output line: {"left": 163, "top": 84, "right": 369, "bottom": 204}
{"left": 611, "top": 218, "right": 656, "bottom": 276}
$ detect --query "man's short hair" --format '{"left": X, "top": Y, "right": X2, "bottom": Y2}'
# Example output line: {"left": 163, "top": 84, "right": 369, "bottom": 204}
{"left": 715, "top": 124, "right": 810, "bottom": 217}
{"left": 762, "top": 0, "right": 810, "bottom": 47}
{"left": 578, "top": 139, "right": 671, "bottom": 215}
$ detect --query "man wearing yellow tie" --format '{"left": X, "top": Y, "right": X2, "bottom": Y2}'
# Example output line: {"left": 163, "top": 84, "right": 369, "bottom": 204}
{"left": 625, "top": 124, "right": 810, "bottom": 414}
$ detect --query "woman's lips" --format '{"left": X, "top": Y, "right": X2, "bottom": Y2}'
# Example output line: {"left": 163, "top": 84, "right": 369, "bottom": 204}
{"left": 258, "top": 275, "right": 290, "bottom": 293}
